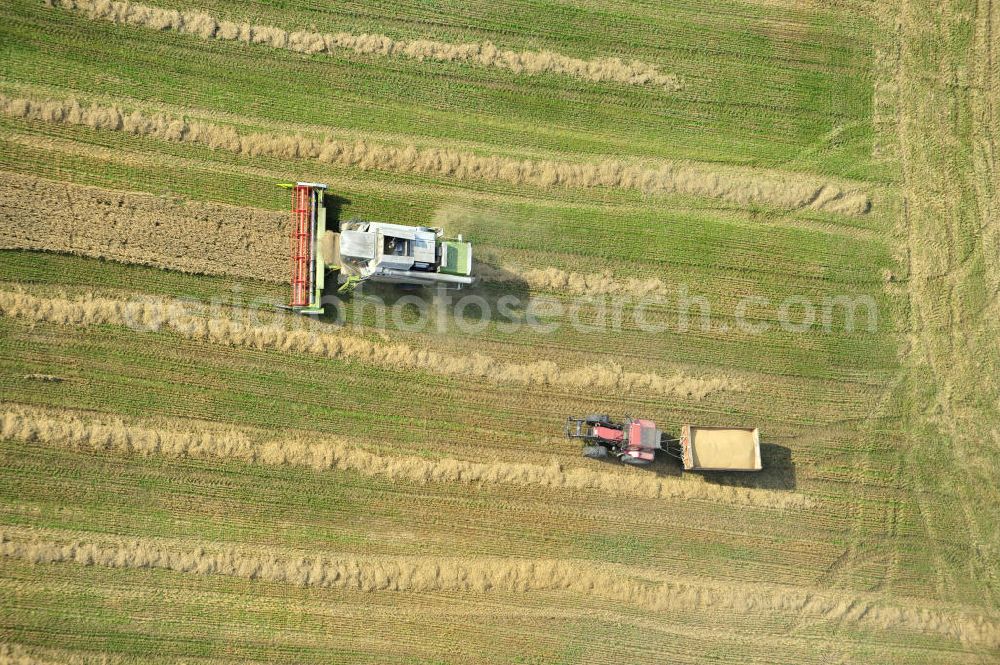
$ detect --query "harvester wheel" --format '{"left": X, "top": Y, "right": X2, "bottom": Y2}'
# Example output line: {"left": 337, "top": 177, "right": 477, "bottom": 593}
{"left": 582, "top": 445, "right": 608, "bottom": 459}
{"left": 584, "top": 414, "right": 611, "bottom": 426}
{"left": 619, "top": 455, "right": 651, "bottom": 466}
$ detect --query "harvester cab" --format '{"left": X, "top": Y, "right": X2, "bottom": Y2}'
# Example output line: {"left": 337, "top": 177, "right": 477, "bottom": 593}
{"left": 279, "top": 182, "right": 474, "bottom": 313}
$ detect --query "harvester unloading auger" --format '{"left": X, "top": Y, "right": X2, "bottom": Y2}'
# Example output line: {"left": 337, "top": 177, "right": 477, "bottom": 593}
{"left": 566, "top": 415, "right": 763, "bottom": 471}
{"left": 280, "top": 182, "right": 474, "bottom": 313}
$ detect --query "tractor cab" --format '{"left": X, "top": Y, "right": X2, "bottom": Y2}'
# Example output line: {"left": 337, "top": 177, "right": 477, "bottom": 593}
{"left": 621, "top": 419, "right": 661, "bottom": 464}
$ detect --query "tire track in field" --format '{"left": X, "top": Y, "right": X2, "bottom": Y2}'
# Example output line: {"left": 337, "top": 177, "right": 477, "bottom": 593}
{"left": 895, "top": 0, "right": 1000, "bottom": 606}
{"left": 46, "top": 0, "right": 682, "bottom": 89}
{"left": 0, "top": 95, "right": 871, "bottom": 216}
{"left": 1, "top": 528, "right": 997, "bottom": 647}
{"left": 0, "top": 290, "right": 743, "bottom": 400}
{"left": 0, "top": 406, "right": 804, "bottom": 508}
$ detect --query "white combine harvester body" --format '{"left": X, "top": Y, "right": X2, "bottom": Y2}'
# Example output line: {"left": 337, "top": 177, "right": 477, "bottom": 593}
{"left": 337, "top": 220, "right": 474, "bottom": 287}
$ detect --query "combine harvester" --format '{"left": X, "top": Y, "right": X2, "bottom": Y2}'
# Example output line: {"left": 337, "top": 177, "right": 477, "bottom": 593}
{"left": 566, "top": 415, "right": 762, "bottom": 471}
{"left": 280, "top": 182, "right": 474, "bottom": 313}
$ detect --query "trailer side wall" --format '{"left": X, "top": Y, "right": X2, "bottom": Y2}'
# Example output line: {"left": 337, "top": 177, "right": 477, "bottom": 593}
{"left": 683, "top": 426, "right": 762, "bottom": 471}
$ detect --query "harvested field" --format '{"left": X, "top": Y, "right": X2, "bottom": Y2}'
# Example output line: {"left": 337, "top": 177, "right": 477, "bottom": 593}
{"left": 2, "top": 527, "right": 998, "bottom": 647}
{"left": 0, "top": 172, "right": 693, "bottom": 302}
{"left": 0, "top": 0, "right": 996, "bottom": 662}
{"left": 48, "top": 0, "right": 683, "bottom": 89}
{"left": 0, "top": 172, "right": 671, "bottom": 298}
{"left": 475, "top": 261, "right": 670, "bottom": 298}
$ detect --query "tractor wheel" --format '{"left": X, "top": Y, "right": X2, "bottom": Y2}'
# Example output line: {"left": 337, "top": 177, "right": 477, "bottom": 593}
{"left": 582, "top": 445, "right": 608, "bottom": 459}
{"left": 584, "top": 414, "right": 611, "bottom": 426}
{"left": 619, "top": 455, "right": 651, "bottom": 466}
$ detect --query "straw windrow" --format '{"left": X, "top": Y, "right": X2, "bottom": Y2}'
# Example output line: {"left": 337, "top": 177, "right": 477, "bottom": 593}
{"left": 46, "top": 0, "right": 683, "bottom": 89}
{"left": 0, "top": 290, "right": 743, "bottom": 399}
{"left": 0, "top": 95, "right": 871, "bottom": 216}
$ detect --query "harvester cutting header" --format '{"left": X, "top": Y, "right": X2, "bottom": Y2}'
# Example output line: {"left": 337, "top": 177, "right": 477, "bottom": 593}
{"left": 281, "top": 182, "right": 474, "bottom": 313}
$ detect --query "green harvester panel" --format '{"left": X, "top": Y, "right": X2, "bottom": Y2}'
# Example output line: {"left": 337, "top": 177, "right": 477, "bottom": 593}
{"left": 440, "top": 241, "right": 472, "bottom": 276}
{"left": 297, "top": 193, "right": 326, "bottom": 313}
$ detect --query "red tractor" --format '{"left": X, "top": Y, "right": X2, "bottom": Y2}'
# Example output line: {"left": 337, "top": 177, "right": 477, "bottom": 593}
{"left": 565, "top": 414, "right": 667, "bottom": 465}
{"left": 566, "top": 415, "right": 764, "bottom": 471}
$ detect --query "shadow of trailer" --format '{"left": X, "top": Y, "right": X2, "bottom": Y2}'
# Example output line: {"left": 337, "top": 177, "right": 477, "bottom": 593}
{"left": 699, "top": 442, "right": 797, "bottom": 491}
